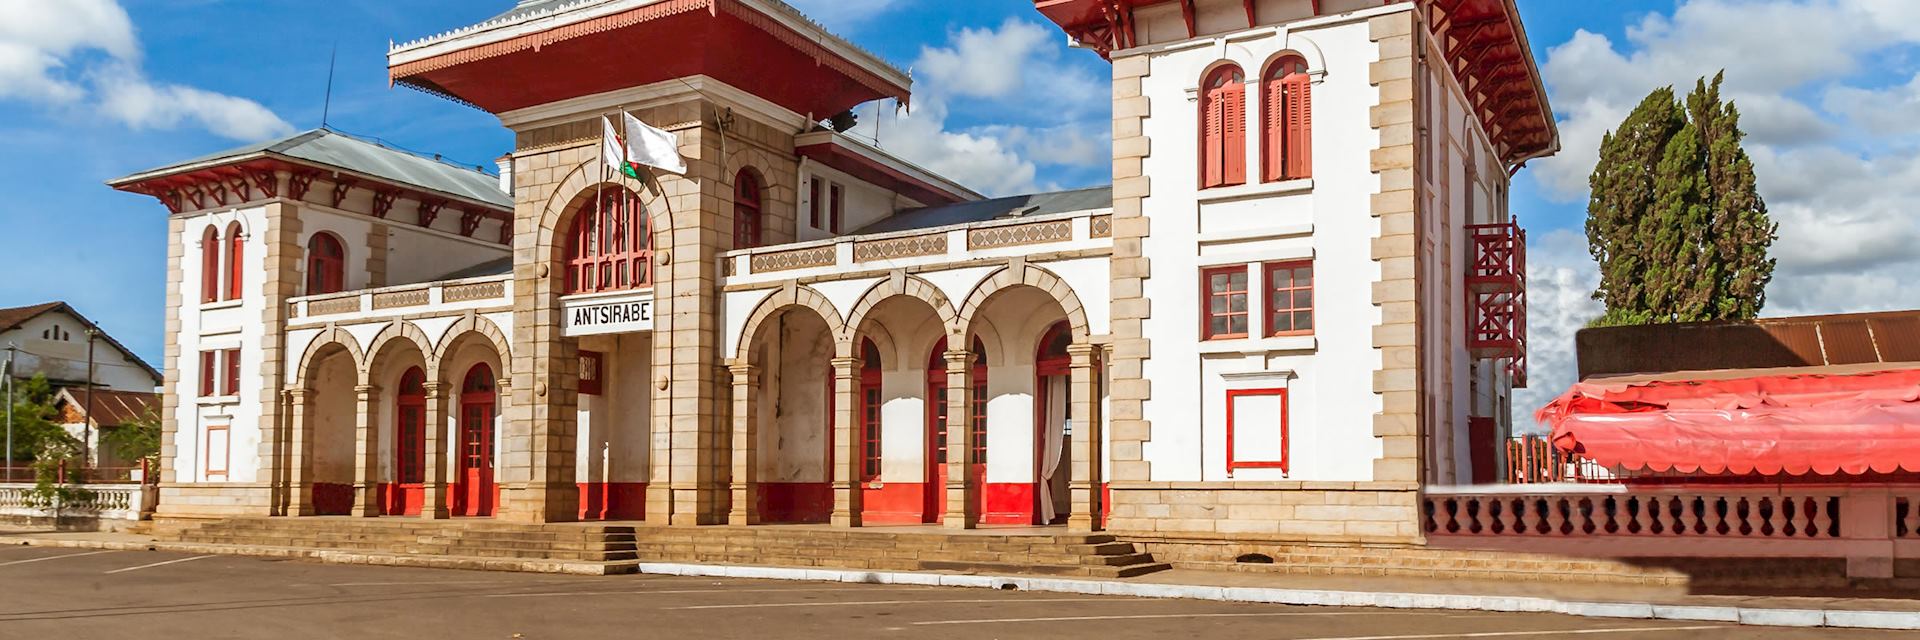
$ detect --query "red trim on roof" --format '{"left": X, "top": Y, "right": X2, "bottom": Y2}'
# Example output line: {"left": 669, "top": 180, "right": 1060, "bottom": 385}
{"left": 1539, "top": 369, "right": 1920, "bottom": 476}
{"left": 112, "top": 157, "right": 511, "bottom": 222}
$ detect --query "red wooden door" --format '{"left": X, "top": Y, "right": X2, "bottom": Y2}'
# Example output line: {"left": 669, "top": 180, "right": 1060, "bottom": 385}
{"left": 924, "top": 351, "right": 948, "bottom": 523}
{"left": 455, "top": 364, "right": 497, "bottom": 517}
{"left": 390, "top": 367, "right": 427, "bottom": 516}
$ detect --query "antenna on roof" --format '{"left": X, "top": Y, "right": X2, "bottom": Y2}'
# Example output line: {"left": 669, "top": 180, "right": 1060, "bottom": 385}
{"left": 321, "top": 44, "right": 338, "bottom": 129}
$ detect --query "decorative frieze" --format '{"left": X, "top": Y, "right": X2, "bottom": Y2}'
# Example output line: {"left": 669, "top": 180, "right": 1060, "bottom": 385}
{"left": 749, "top": 245, "right": 836, "bottom": 273}
{"left": 1089, "top": 214, "right": 1114, "bottom": 238}
{"left": 443, "top": 280, "right": 506, "bottom": 303}
{"left": 371, "top": 288, "right": 430, "bottom": 309}
{"left": 854, "top": 233, "right": 946, "bottom": 262}
{"left": 307, "top": 296, "right": 362, "bottom": 316}
{"left": 967, "top": 220, "right": 1071, "bottom": 250}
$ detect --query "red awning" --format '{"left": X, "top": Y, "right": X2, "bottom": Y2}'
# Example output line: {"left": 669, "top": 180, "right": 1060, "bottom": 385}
{"left": 1536, "top": 368, "right": 1920, "bottom": 475}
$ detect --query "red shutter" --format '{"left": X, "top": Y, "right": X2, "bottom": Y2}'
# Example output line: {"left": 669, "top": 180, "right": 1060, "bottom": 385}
{"left": 226, "top": 227, "right": 244, "bottom": 300}
{"left": 1201, "top": 88, "right": 1225, "bottom": 188}
{"left": 1263, "top": 77, "right": 1286, "bottom": 183}
{"left": 199, "top": 351, "right": 215, "bottom": 397}
{"left": 201, "top": 227, "right": 220, "bottom": 303}
{"left": 1222, "top": 80, "right": 1247, "bottom": 186}
{"left": 224, "top": 348, "right": 241, "bottom": 395}
{"left": 1286, "top": 76, "right": 1313, "bottom": 179}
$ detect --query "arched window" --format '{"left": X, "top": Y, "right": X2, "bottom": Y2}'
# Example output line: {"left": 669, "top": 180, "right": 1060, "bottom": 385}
{"left": 200, "top": 226, "right": 221, "bottom": 303}
{"left": 225, "top": 222, "right": 245, "bottom": 301}
{"left": 1199, "top": 64, "right": 1247, "bottom": 189}
{"left": 306, "top": 233, "right": 345, "bottom": 295}
{"left": 1263, "top": 55, "right": 1313, "bottom": 182}
{"left": 565, "top": 187, "right": 652, "bottom": 294}
{"left": 858, "top": 338, "right": 883, "bottom": 483}
{"left": 733, "top": 170, "right": 763, "bottom": 249}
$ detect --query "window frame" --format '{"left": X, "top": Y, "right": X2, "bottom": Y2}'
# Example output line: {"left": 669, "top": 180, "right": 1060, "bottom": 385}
{"left": 200, "top": 226, "right": 221, "bottom": 304}
{"left": 564, "top": 188, "right": 652, "bottom": 295}
{"left": 808, "top": 178, "right": 824, "bottom": 229}
{"left": 204, "top": 423, "right": 230, "bottom": 480}
{"left": 306, "top": 232, "right": 346, "bottom": 295}
{"left": 1263, "top": 260, "right": 1315, "bottom": 337}
{"left": 1261, "top": 55, "right": 1313, "bottom": 183}
{"left": 1225, "top": 387, "right": 1289, "bottom": 474}
{"left": 225, "top": 222, "right": 245, "bottom": 301}
{"left": 858, "top": 339, "right": 882, "bottom": 483}
{"left": 1198, "top": 64, "right": 1248, "bottom": 190}
{"left": 221, "top": 348, "right": 241, "bottom": 396}
{"left": 829, "top": 183, "right": 845, "bottom": 235}
{"left": 1200, "top": 265, "right": 1251, "bottom": 341}
{"left": 198, "top": 351, "right": 216, "bottom": 397}
{"left": 578, "top": 350, "right": 604, "bottom": 396}
{"left": 733, "top": 169, "right": 763, "bottom": 249}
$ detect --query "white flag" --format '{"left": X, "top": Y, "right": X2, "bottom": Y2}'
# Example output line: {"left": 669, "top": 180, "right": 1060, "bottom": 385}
{"left": 601, "top": 116, "right": 626, "bottom": 175}
{"left": 623, "top": 111, "right": 687, "bottom": 175}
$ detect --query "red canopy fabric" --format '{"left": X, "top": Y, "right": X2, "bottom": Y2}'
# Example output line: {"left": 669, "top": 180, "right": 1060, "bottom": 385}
{"left": 1536, "top": 368, "right": 1920, "bottom": 475}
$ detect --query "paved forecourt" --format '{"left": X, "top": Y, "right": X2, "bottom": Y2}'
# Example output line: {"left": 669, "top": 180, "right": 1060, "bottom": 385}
{"left": 0, "top": 543, "right": 1907, "bottom": 640}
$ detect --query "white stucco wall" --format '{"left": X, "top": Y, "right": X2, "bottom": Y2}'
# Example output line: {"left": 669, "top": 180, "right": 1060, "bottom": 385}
{"left": 0, "top": 312, "right": 156, "bottom": 392}
{"left": 1132, "top": 10, "right": 1389, "bottom": 482}
{"left": 172, "top": 206, "right": 269, "bottom": 483}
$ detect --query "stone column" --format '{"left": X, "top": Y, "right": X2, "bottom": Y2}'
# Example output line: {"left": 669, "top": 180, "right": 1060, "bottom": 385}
{"left": 284, "top": 388, "right": 315, "bottom": 516}
{"left": 1066, "top": 343, "right": 1101, "bottom": 532}
{"left": 423, "top": 381, "right": 450, "bottom": 519}
{"left": 352, "top": 384, "right": 382, "bottom": 517}
{"left": 942, "top": 348, "right": 977, "bottom": 529}
{"left": 727, "top": 363, "right": 760, "bottom": 525}
{"left": 496, "top": 377, "right": 516, "bottom": 518}
{"left": 829, "top": 356, "right": 862, "bottom": 527}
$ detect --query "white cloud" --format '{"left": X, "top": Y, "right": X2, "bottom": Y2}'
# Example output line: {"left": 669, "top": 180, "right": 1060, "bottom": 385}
{"left": 1518, "top": 0, "right": 1920, "bottom": 416}
{"left": 848, "top": 18, "right": 1111, "bottom": 196}
{"left": 0, "top": 0, "right": 291, "bottom": 140}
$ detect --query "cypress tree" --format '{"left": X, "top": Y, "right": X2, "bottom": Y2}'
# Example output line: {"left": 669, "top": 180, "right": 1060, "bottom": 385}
{"left": 1586, "top": 72, "right": 1775, "bottom": 326}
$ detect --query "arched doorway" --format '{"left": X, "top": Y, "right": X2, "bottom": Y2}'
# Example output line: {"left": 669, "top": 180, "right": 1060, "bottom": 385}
{"left": 388, "top": 367, "right": 427, "bottom": 516}
{"left": 454, "top": 363, "right": 497, "bottom": 517}
{"left": 1034, "top": 321, "right": 1072, "bottom": 525}
{"left": 923, "top": 336, "right": 987, "bottom": 523}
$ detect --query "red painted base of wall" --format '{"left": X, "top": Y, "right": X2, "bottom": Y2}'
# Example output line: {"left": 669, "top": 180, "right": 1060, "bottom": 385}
{"left": 378, "top": 483, "right": 424, "bottom": 516}
{"left": 578, "top": 482, "right": 647, "bottom": 520}
{"left": 1101, "top": 482, "right": 1111, "bottom": 528}
{"left": 859, "top": 482, "right": 925, "bottom": 525}
{"left": 312, "top": 483, "right": 354, "bottom": 516}
{"left": 979, "top": 482, "right": 1037, "bottom": 526}
{"left": 758, "top": 482, "right": 831, "bottom": 523}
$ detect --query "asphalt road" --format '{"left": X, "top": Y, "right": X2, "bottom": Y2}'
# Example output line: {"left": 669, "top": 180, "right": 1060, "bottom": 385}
{"left": 0, "top": 544, "right": 1904, "bottom": 639}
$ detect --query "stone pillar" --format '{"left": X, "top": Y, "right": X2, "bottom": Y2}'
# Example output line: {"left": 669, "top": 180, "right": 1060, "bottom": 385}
{"left": 284, "top": 388, "right": 315, "bottom": 516}
{"left": 1066, "top": 343, "right": 1101, "bottom": 532}
{"left": 1368, "top": 11, "right": 1424, "bottom": 487}
{"left": 829, "top": 355, "right": 862, "bottom": 527}
{"left": 352, "top": 384, "right": 382, "bottom": 517}
{"left": 496, "top": 377, "right": 519, "bottom": 519}
{"left": 423, "top": 381, "right": 450, "bottom": 519}
{"left": 942, "top": 348, "right": 977, "bottom": 529}
{"left": 727, "top": 363, "right": 760, "bottom": 526}
{"left": 257, "top": 202, "right": 302, "bottom": 516}
{"left": 1107, "top": 51, "right": 1154, "bottom": 488}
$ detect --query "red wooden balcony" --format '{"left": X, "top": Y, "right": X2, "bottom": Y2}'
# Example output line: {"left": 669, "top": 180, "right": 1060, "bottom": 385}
{"left": 1467, "top": 222, "right": 1527, "bottom": 387}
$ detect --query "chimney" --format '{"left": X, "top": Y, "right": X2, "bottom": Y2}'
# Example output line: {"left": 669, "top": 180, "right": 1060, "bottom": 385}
{"left": 496, "top": 154, "right": 514, "bottom": 197}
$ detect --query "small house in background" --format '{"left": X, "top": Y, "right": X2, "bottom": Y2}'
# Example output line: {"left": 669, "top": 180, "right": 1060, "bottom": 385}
{"left": 54, "top": 387, "right": 161, "bottom": 479}
{"left": 0, "top": 301, "right": 161, "bottom": 393}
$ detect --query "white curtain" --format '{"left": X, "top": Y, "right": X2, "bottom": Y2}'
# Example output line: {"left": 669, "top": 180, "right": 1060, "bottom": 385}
{"left": 1040, "top": 375, "right": 1068, "bottom": 523}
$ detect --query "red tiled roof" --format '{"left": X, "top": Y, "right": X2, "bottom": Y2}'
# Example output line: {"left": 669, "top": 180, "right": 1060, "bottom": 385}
{"left": 0, "top": 301, "right": 64, "bottom": 332}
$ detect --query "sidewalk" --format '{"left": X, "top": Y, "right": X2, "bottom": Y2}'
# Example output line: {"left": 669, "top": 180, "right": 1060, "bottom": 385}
{"left": 6, "top": 525, "right": 1918, "bottom": 631}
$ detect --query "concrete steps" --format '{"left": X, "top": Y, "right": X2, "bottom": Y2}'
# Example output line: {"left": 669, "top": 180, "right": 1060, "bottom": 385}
{"left": 154, "top": 517, "right": 639, "bottom": 562}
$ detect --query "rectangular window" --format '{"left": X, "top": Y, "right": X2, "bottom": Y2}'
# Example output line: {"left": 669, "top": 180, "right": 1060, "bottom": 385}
{"left": 198, "top": 351, "right": 216, "bottom": 397}
{"left": 578, "top": 350, "right": 603, "bottom": 396}
{"left": 205, "top": 424, "right": 230, "bottom": 480}
{"left": 829, "top": 184, "right": 845, "bottom": 234}
{"left": 1226, "top": 388, "right": 1288, "bottom": 474}
{"left": 860, "top": 384, "right": 882, "bottom": 482}
{"left": 222, "top": 348, "right": 241, "bottom": 396}
{"left": 970, "top": 383, "right": 988, "bottom": 464}
{"left": 1202, "top": 266, "right": 1250, "bottom": 340}
{"left": 809, "top": 178, "right": 823, "bottom": 229}
{"left": 1264, "top": 261, "right": 1314, "bottom": 336}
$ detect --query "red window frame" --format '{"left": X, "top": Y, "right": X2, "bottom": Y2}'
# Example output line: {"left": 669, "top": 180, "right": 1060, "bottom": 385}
{"left": 200, "top": 226, "right": 220, "bottom": 304}
{"left": 829, "top": 183, "right": 845, "bottom": 234}
{"left": 1201, "top": 265, "right": 1250, "bottom": 340}
{"left": 1264, "top": 261, "right": 1314, "bottom": 336}
{"left": 1199, "top": 64, "right": 1247, "bottom": 189}
{"left": 1225, "top": 387, "right": 1289, "bottom": 474}
{"left": 307, "top": 233, "right": 345, "bottom": 295}
{"left": 222, "top": 348, "right": 241, "bottom": 396}
{"left": 564, "top": 188, "right": 653, "bottom": 294}
{"left": 578, "top": 350, "right": 604, "bottom": 396}
{"left": 809, "top": 178, "right": 823, "bottom": 229}
{"left": 198, "top": 351, "right": 216, "bottom": 397}
{"left": 733, "top": 170, "right": 763, "bottom": 249}
{"left": 858, "top": 339, "right": 882, "bottom": 483}
{"left": 969, "top": 338, "right": 988, "bottom": 464}
{"left": 225, "top": 222, "right": 245, "bottom": 301}
{"left": 395, "top": 367, "right": 427, "bottom": 485}
{"left": 205, "top": 423, "right": 230, "bottom": 480}
{"left": 1262, "top": 55, "right": 1313, "bottom": 182}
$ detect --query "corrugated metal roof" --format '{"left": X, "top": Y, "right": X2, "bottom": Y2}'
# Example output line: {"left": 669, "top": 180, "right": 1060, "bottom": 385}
{"left": 851, "top": 186, "right": 1112, "bottom": 235}
{"left": 120, "top": 129, "right": 509, "bottom": 209}
{"left": 54, "top": 388, "right": 159, "bottom": 427}
{"left": 434, "top": 257, "right": 514, "bottom": 281}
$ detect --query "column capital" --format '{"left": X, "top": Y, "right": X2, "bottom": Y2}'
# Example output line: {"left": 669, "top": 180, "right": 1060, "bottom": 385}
{"left": 829, "top": 356, "right": 861, "bottom": 372}
{"left": 283, "top": 387, "right": 312, "bottom": 402}
{"left": 353, "top": 384, "right": 381, "bottom": 398}
{"left": 943, "top": 349, "right": 973, "bottom": 367}
{"left": 421, "top": 380, "right": 448, "bottom": 399}
{"left": 1066, "top": 343, "right": 1099, "bottom": 360}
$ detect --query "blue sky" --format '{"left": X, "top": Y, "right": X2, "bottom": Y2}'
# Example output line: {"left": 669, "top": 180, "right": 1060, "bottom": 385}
{"left": 3, "top": 1, "right": 1918, "bottom": 413}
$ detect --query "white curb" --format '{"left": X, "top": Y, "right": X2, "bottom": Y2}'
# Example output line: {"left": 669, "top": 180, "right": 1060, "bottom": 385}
{"left": 628, "top": 562, "right": 1920, "bottom": 631}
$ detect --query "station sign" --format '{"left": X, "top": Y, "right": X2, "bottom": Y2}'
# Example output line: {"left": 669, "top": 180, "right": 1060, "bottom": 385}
{"left": 562, "top": 292, "right": 654, "bottom": 336}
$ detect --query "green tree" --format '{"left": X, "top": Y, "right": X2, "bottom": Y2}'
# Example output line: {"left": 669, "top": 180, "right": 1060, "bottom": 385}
{"left": 5, "top": 374, "right": 74, "bottom": 464}
{"left": 102, "top": 405, "right": 161, "bottom": 467}
{"left": 1586, "top": 72, "right": 1776, "bottom": 326}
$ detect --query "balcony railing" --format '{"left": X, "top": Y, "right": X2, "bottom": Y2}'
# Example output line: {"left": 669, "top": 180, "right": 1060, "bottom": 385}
{"left": 721, "top": 211, "right": 1113, "bottom": 283}
{"left": 1466, "top": 222, "right": 1527, "bottom": 387}
{"left": 288, "top": 274, "right": 513, "bottom": 325}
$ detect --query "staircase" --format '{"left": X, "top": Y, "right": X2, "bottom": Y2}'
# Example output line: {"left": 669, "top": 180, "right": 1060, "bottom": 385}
{"left": 627, "top": 528, "right": 1170, "bottom": 578}
{"left": 154, "top": 517, "right": 638, "bottom": 563}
